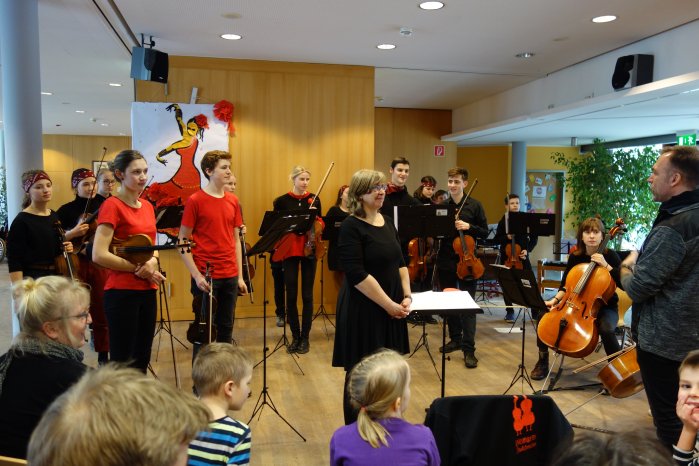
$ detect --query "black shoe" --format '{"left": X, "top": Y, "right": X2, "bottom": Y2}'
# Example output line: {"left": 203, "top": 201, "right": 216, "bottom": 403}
{"left": 287, "top": 338, "right": 300, "bottom": 353}
{"left": 464, "top": 352, "right": 478, "bottom": 368}
{"left": 504, "top": 311, "right": 515, "bottom": 323}
{"left": 439, "top": 339, "right": 461, "bottom": 353}
{"left": 297, "top": 338, "right": 310, "bottom": 354}
{"left": 276, "top": 315, "right": 285, "bottom": 327}
{"left": 531, "top": 353, "right": 549, "bottom": 380}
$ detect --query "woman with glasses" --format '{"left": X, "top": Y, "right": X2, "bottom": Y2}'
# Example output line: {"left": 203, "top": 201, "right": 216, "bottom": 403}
{"left": 57, "top": 168, "right": 110, "bottom": 365}
{"left": 96, "top": 168, "right": 117, "bottom": 200}
{"left": 332, "top": 169, "right": 411, "bottom": 425}
{"left": 0, "top": 276, "right": 90, "bottom": 459}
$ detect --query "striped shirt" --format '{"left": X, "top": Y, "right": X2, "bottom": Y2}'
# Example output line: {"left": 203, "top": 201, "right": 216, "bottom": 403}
{"left": 187, "top": 416, "right": 251, "bottom": 465}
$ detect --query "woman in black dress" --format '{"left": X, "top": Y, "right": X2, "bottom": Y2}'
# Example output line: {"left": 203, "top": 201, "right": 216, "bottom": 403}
{"left": 332, "top": 169, "right": 411, "bottom": 424}
{"left": 325, "top": 184, "right": 350, "bottom": 289}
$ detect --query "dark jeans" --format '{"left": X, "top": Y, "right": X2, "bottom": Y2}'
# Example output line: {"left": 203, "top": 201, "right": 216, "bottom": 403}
{"left": 104, "top": 289, "right": 157, "bottom": 373}
{"left": 438, "top": 268, "right": 477, "bottom": 353}
{"left": 535, "top": 305, "right": 620, "bottom": 356}
{"left": 190, "top": 276, "right": 239, "bottom": 346}
{"left": 637, "top": 348, "right": 683, "bottom": 450}
{"left": 271, "top": 259, "right": 285, "bottom": 318}
{"left": 283, "top": 256, "right": 316, "bottom": 339}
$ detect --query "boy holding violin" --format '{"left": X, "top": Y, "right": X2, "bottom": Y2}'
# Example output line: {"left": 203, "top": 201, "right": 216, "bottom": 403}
{"left": 436, "top": 167, "right": 488, "bottom": 369}
{"left": 493, "top": 194, "right": 538, "bottom": 323}
{"left": 179, "top": 150, "right": 247, "bottom": 358}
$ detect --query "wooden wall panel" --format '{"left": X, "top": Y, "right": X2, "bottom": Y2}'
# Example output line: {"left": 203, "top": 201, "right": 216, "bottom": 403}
{"left": 457, "top": 146, "right": 510, "bottom": 224}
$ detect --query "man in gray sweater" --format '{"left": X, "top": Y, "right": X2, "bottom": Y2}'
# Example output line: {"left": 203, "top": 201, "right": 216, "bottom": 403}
{"left": 620, "top": 145, "right": 699, "bottom": 449}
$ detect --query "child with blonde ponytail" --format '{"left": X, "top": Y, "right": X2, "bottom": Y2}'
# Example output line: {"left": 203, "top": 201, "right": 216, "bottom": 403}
{"left": 329, "top": 349, "right": 440, "bottom": 465}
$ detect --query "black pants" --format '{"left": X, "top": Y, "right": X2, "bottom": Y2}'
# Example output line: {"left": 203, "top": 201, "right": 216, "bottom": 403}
{"left": 190, "top": 276, "right": 239, "bottom": 360}
{"left": 637, "top": 348, "right": 683, "bottom": 450}
{"left": 271, "top": 259, "right": 285, "bottom": 318}
{"left": 104, "top": 289, "right": 157, "bottom": 373}
{"left": 283, "top": 256, "right": 316, "bottom": 339}
{"left": 437, "top": 268, "right": 477, "bottom": 353}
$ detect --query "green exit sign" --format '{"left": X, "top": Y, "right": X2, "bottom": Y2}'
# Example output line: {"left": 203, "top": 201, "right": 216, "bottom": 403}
{"left": 677, "top": 133, "right": 697, "bottom": 145}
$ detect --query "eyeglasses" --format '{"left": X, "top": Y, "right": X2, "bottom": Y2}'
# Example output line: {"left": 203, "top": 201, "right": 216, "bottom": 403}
{"left": 101, "top": 179, "right": 117, "bottom": 185}
{"left": 57, "top": 311, "right": 90, "bottom": 322}
{"left": 368, "top": 184, "right": 387, "bottom": 193}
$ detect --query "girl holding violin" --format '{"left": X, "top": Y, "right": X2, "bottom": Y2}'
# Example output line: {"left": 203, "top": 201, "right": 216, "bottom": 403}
{"left": 531, "top": 217, "right": 622, "bottom": 380}
{"left": 92, "top": 150, "right": 165, "bottom": 373}
{"left": 493, "top": 194, "right": 538, "bottom": 322}
{"left": 436, "top": 167, "right": 488, "bottom": 369}
{"left": 179, "top": 150, "right": 247, "bottom": 358}
{"left": 272, "top": 166, "right": 323, "bottom": 354}
{"left": 57, "top": 168, "right": 110, "bottom": 365}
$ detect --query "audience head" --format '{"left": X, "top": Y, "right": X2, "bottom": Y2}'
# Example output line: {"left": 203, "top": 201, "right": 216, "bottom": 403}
{"left": 347, "top": 169, "right": 386, "bottom": 219}
{"left": 200, "top": 150, "right": 232, "bottom": 181}
{"left": 678, "top": 349, "right": 699, "bottom": 413}
{"left": 12, "top": 276, "right": 91, "bottom": 349}
{"left": 192, "top": 343, "right": 253, "bottom": 411}
{"left": 27, "top": 365, "right": 210, "bottom": 466}
{"left": 550, "top": 430, "right": 673, "bottom": 466}
{"left": 348, "top": 349, "right": 411, "bottom": 448}
{"left": 21, "top": 169, "right": 52, "bottom": 208}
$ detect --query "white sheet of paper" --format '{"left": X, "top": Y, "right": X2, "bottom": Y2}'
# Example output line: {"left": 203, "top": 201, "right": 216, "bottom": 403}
{"left": 411, "top": 290, "right": 481, "bottom": 311}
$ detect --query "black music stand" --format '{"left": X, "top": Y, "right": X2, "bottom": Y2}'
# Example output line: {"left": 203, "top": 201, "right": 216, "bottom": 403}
{"left": 311, "top": 214, "right": 344, "bottom": 336}
{"left": 491, "top": 265, "right": 548, "bottom": 394}
{"left": 411, "top": 290, "right": 483, "bottom": 398}
{"left": 247, "top": 214, "right": 307, "bottom": 441}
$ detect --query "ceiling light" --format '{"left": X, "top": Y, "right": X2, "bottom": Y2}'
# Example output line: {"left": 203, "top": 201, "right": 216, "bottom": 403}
{"left": 515, "top": 52, "right": 535, "bottom": 58}
{"left": 100, "top": 123, "right": 109, "bottom": 127}
{"left": 592, "top": 15, "right": 617, "bottom": 23}
{"left": 377, "top": 44, "right": 396, "bottom": 50}
{"left": 75, "top": 110, "right": 85, "bottom": 114}
{"left": 108, "top": 83, "right": 122, "bottom": 87}
{"left": 419, "top": 1, "right": 444, "bottom": 10}
{"left": 41, "top": 91, "right": 53, "bottom": 95}
{"left": 221, "top": 33, "right": 242, "bottom": 40}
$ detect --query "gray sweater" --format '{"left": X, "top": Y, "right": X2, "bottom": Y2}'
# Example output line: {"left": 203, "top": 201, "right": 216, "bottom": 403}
{"left": 621, "top": 189, "right": 699, "bottom": 361}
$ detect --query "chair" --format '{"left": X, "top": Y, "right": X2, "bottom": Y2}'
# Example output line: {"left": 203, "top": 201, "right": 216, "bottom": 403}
{"left": 425, "top": 394, "right": 573, "bottom": 466}
{"left": 0, "top": 456, "right": 27, "bottom": 466}
{"left": 536, "top": 259, "right": 566, "bottom": 294}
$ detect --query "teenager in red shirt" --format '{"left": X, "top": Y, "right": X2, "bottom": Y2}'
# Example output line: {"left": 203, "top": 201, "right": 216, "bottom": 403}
{"left": 179, "top": 151, "right": 247, "bottom": 357}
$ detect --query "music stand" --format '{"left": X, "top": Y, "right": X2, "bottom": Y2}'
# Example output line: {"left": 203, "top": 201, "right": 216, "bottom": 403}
{"left": 411, "top": 290, "right": 483, "bottom": 398}
{"left": 247, "top": 215, "right": 306, "bottom": 441}
{"left": 311, "top": 214, "right": 344, "bottom": 336}
{"left": 491, "top": 265, "right": 548, "bottom": 394}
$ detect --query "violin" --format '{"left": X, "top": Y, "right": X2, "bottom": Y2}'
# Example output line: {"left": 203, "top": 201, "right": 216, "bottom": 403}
{"left": 71, "top": 209, "right": 99, "bottom": 252}
{"left": 537, "top": 218, "right": 626, "bottom": 358}
{"left": 452, "top": 180, "right": 485, "bottom": 280}
{"left": 504, "top": 226, "right": 524, "bottom": 269}
{"left": 54, "top": 221, "right": 80, "bottom": 279}
{"left": 187, "top": 262, "right": 217, "bottom": 345}
{"left": 407, "top": 237, "right": 428, "bottom": 282}
{"left": 304, "top": 162, "right": 334, "bottom": 259}
{"left": 110, "top": 234, "right": 193, "bottom": 264}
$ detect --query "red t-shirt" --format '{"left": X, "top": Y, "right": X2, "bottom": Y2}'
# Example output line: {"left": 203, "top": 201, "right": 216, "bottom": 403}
{"left": 181, "top": 190, "right": 243, "bottom": 279}
{"left": 97, "top": 196, "right": 158, "bottom": 290}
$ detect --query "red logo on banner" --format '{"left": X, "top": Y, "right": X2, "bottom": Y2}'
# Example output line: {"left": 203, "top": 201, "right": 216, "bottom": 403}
{"left": 434, "top": 145, "right": 445, "bottom": 157}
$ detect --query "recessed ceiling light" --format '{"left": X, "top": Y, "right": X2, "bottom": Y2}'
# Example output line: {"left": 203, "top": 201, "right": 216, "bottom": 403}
{"left": 75, "top": 110, "right": 85, "bottom": 114}
{"left": 419, "top": 1, "right": 444, "bottom": 10}
{"left": 100, "top": 123, "right": 109, "bottom": 127}
{"left": 221, "top": 33, "right": 242, "bottom": 40}
{"left": 592, "top": 15, "right": 617, "bottom": 23}
{"left": 41, "top": 91, "right": 53, "bottom": 96}
{"left": 515, "top": 52, "right": 535, "bottom": 58}
{"left": 108, "top": 83, "right": 122, "bottom": 87}
{"left": 377, "top": 44, "right": 396, "bottom": 50}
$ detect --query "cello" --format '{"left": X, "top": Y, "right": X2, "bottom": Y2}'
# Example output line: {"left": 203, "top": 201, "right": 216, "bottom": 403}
{"left": 537, "top": 218, "right": 626, "bottom": 358}
{"left": 452, "top": 179, "right": 485, "bottom": 280}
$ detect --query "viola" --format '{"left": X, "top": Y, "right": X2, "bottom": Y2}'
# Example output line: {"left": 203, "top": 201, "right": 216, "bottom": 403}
{"left": 452, "top": 180, "right": 485, "bottom": 280}
{"left": 504, "top": 235, "right": 523, "bottom": 270}
{"left": 110, "top": 234, "right": 193, "bottom": 264}
{"left": 408, "top": 237, "right": 428, "bottom": 282}
{"left": 54, "top": 221, "right": 80, "bottom": 279}
{"left": 187, "top": 262, "right": 217, "bottom": 345}
{"left": 537, "top": 218, "right": 626, "bottom": 358}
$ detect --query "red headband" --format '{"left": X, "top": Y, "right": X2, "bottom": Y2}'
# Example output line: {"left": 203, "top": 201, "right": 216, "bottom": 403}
{"left": 71, "top": 168, "right": 96, "bottom": 188}
{"left": 23, "top": 171, "right": 51, "bottom": 193}
{"left": 422, "top": 181, "right": 436, "bottom": 188}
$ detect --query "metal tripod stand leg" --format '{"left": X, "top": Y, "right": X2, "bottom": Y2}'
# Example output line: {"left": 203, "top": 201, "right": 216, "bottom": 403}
{"left": 152, "top": 267, "right": 185, "bottom": 388}
{"left": 504, "top": 307, "right": 535, "bottom": 394}
{"left": 408, "top": 320, "right": 441, "bottom": 381}
{"left": 312, "top": 257, "right": 335, "bottom": 339}
{"left": 248, "top": 254, "right": 306, "bottom": 441}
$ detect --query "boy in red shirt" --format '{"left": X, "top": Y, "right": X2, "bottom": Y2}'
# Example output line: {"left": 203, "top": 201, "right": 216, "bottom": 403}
{"left": 179, "top": 151, "right": 247, "bottom": 357}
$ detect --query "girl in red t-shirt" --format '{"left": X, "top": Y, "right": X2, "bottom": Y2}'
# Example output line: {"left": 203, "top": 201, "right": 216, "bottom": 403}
{"left": 93, "top": 150, "right": 164, "bottom": 373}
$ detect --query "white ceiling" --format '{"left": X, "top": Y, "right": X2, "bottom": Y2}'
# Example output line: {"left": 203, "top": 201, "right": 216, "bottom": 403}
{"left": 1, "top": 0, "right": 699, "bottom": 146}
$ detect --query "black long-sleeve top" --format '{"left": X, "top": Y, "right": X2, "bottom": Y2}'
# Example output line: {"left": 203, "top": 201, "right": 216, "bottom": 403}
{"left": 436, "top": 196, "right": 488, "bottom": 268}
{"left": 494, "top": 214, "right": 538, "bottom": 268}
{"left": 7, "top": 211, "right": 64, "bottom": 276}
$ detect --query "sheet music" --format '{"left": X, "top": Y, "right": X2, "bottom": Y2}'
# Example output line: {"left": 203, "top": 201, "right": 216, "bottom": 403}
{"left": 411, "top": 290, "right": 481, "bottom": 311}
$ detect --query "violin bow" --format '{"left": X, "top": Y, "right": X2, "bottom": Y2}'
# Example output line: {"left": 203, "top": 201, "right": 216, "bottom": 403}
{"left": 454, "top": 178, "right": 479, "bottom": 219}
{"left": 308, "top": 162, "right": 335, "bottom": 209}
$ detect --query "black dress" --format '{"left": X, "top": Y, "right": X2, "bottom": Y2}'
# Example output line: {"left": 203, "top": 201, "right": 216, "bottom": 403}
{"left": 332, "top": 215, "right": 409, "bottom": 371}
{"left": 324, "top": 205, "right": 349, "bottom": 271}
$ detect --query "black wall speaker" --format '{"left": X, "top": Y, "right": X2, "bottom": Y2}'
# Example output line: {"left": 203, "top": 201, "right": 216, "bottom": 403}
{"left": 130, "top": 46, "right": 169, "bottom": 83}
{"left": 612, "top": 54, "right": 653, "bottom": 91}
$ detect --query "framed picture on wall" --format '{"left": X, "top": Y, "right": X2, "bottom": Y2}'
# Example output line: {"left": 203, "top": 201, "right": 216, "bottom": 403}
{"left": 92, "top": 160, "right": 110, "bottom": 174}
